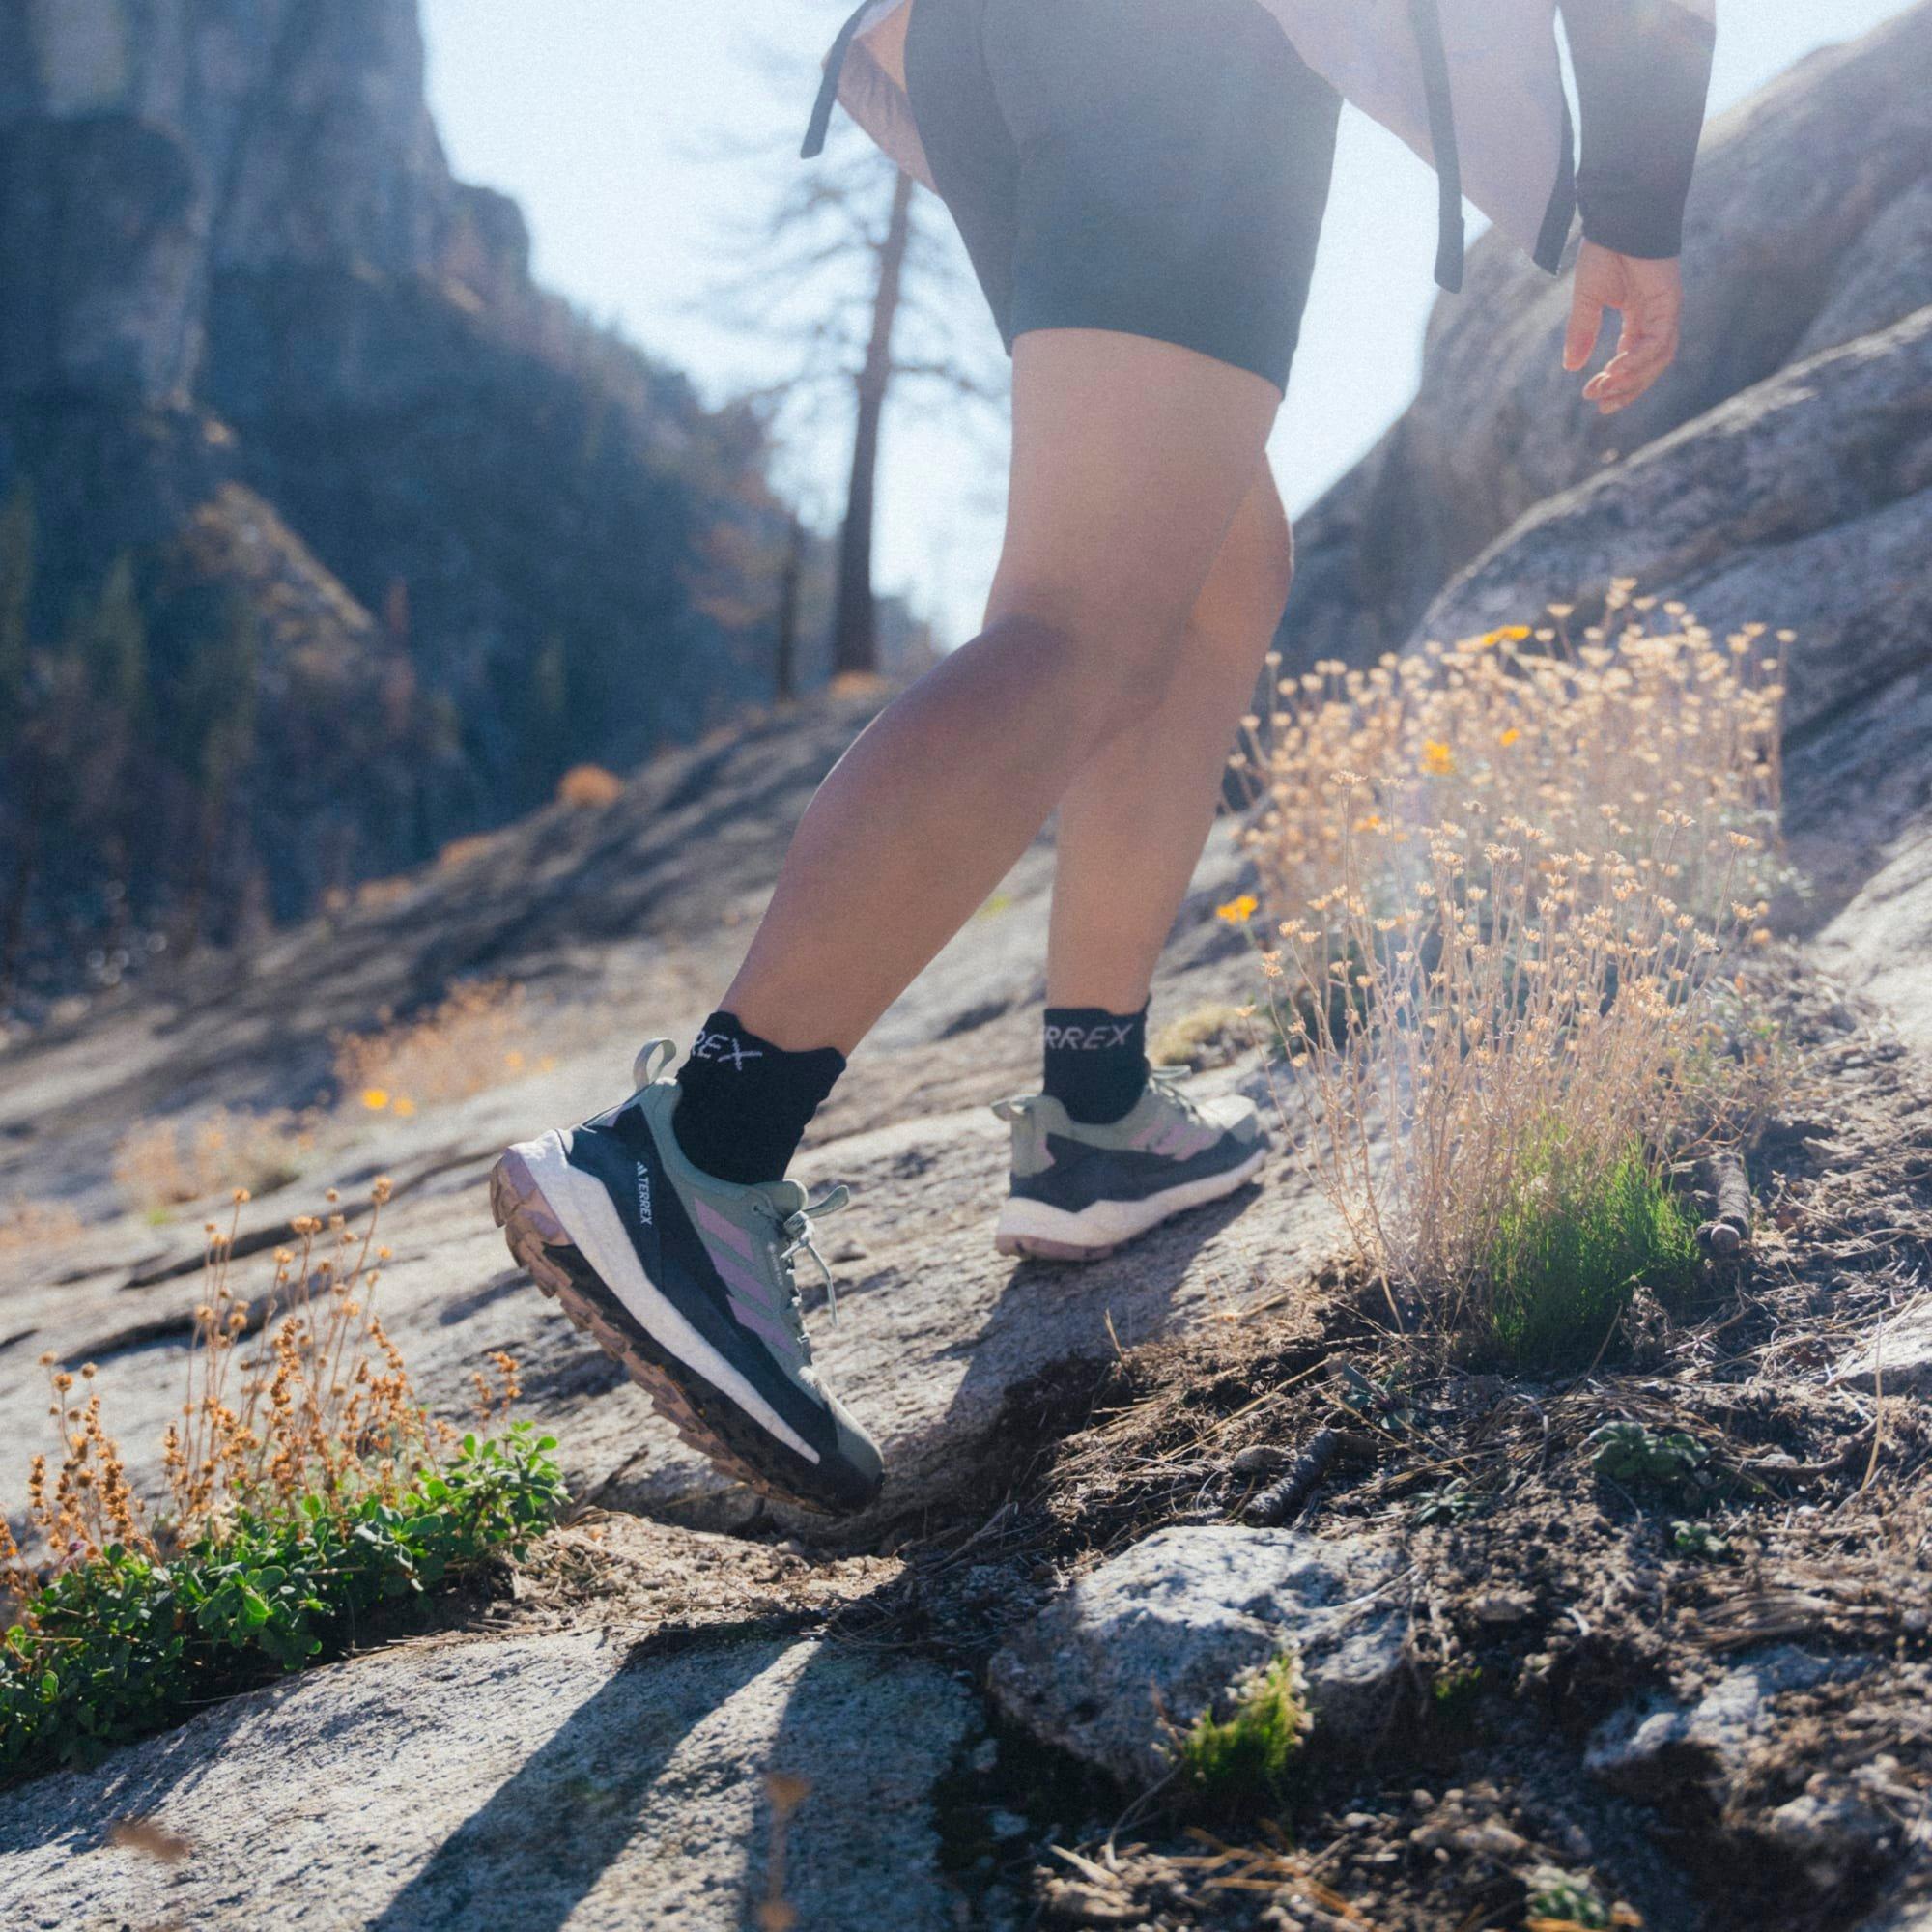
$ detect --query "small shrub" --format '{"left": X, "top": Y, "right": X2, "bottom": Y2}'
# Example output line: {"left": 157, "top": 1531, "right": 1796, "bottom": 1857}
{"left": 1149, "top": 1003, "right": 1253, "bottom": 1070}
{"left": 0, "top": 1426, "right": 562, "bottom": 1773}
{"left": 1240, "top": 595, "right": 1787, "bottom": 1343}
{"left": 1670, "top": 1520, "right": 1732, "bottom": 1562}
{"left": 1177, "top": 1650, "right": 1311, "bottom": 1808}
{"left": 0, "top": 1182, "right": 567, "bottom": 1778}
{"left": 1524, "top": 1865, "right": 1625, "bottom": 1930}
{"left": 1430, "top": 1662, "right": 1484, "bottom": 1727}
{"left": 112, "top": 1108, "right": 314, "bottom": 1216}
{"left": 1589, "top": 1420, "right": 1709, "bottom": 1494}
{"left": 332, "top": 980, "right": 548, "bottom": 1114}
{"left": 1481, "top": 1137, "right": 1698, "bottom": 1369}
{"left": 555, "top": 763, "right": 625, "bottom": 809}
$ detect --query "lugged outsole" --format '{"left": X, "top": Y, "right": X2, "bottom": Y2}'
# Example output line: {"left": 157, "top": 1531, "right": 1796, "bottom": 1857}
{"left": 489, "top": 1150, "right": 800, "bottom": 1509}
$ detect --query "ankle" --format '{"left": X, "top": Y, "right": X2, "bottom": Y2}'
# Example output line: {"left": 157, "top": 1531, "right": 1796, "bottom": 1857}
{"left": 671, "top": 1012, "right": 845, "bottom": 1184}
{"left": 1042, "top": 1003, "right": 1150, "bottom": 1125}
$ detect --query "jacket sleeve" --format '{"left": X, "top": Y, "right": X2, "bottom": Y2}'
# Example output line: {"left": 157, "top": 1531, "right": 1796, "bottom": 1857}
{"left": 1558, "top": 0, "right": 1715, "bottom": 258}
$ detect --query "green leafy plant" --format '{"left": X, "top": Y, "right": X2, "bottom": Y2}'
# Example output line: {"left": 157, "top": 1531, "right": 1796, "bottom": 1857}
{"left": 1412, "top": 1480, "right": 1482, "bottom": 1526}
{"left": 1, "top": 1425, "right": 562, "bottom": 1775}
{"left": 1589, "top": 1420, "right": 1709, "bottom": 1494}
{"left": 1670, "top": 1519, "right": 1732, "bottom": 1562}
{"left": 1483, "top": 1138, "right": 1698, "bottom": 1370}
{"left": 1524, "top": 1864, "right": 1614, "bottom": 1929}
{"left": 1177, "top": 1650, "right": 1312, "bottom": 1809}
{"left": 1430, "top": 1662, "right": 1484, "bottom": 1727}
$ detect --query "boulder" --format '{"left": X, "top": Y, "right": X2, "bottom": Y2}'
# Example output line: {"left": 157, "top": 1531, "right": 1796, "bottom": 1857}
{"left": 988, "top": 1526, "right": 1409, "bottom": 1789}
{"left": 0, "top": 1630, "right": 979, "bottom": 1930}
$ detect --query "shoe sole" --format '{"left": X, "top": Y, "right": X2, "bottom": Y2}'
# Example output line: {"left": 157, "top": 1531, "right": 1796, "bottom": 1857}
{"left": 491, "top": 1147, "right": 825, "bottom": 1512}
{"left": 993, "top": 1145, "right": 1267, "bottom": 1261}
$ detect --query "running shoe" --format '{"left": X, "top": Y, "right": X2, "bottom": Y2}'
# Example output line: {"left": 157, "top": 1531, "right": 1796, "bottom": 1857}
{"left": 992, "top": 1067, "right": 1267, "bottom": 1260}
{"left": 490, "top": 1039, "right": 882, "bottom": 1515}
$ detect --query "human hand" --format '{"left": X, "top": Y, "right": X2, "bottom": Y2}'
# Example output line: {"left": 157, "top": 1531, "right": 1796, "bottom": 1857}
{"left": 1562, "top": 241, "right": 1683, "bottom": 415}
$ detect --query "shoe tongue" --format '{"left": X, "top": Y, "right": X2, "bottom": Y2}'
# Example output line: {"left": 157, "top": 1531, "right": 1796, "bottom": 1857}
{"left": 751, "top": 1178, "right": 810, "bottom": 1219}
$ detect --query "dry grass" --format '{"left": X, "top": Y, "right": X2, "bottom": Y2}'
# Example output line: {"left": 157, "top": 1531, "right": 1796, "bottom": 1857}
{"left": 9, "top": 1179, "right": 524, "bottom": 1571}
{"left": 112, "top": 1108, "right": 315, "bottom": 1218}
{"left": 332, "top": 979, "right": 551, "bottom": 1116}
{"left": 1238, "top": 590, "right": 1790, "bottom": 1333}
{"left": 555, "top": 764, "right": 625, "bottom": 809}
{"left": 0, "top": 1198, "right": 86, "bottom": 1257}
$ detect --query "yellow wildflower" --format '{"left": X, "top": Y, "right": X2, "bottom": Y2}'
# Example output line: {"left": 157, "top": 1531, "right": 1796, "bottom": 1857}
{"left": 360, "top": 1088, "right": 390, "bottom": 1112}
{"left": 1420, "top": 740, "right": 1456, "bottom": 777}
{"left": 1499, "top": 727, "right": 1521, "bottom": 749}
{"left": 1215, "top": 895, "right": 1259, "bottom": 925}
{"left": 393, "top": 1097, "right": 417, "bottom": 1119}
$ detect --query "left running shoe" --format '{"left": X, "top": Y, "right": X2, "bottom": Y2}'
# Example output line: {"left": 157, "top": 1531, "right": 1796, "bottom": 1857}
{"left": 490, "top": 1039, "right": 883, "bottom": 1516}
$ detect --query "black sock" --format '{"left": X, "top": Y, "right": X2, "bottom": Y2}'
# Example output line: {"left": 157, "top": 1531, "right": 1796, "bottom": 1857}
{"left": 1042, "top": 1004, "right": 1150, "bottom": 1125}
{"left": 671, "top": 1011, "right": 846, "bottom": 1185}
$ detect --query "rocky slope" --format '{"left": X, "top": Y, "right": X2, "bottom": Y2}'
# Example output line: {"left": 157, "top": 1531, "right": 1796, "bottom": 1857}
{"left": 3, "top": 12, "right": 1932, "bottom": 1932}
{"left": 0, "top": 0, "right": 822, "bottom": 1003}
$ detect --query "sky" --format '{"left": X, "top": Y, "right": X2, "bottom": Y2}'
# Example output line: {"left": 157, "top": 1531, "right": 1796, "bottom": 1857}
{"left": 420, "top": 1, "right": 1910, "bottom": 643}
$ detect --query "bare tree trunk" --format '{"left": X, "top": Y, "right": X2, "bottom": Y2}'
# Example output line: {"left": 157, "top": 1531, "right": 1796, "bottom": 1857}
{"left": 832, "top": 170, "right": 914, "bottom": 678}
{"left": 0, "top": 804, "right": 40, "bottom": 1007}
{"left": 775, "top": 511, "right": 806, "bottom": 702}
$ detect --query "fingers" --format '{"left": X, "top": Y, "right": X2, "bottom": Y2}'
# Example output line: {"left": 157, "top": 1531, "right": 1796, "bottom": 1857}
{"left": 1563, "top": 281, "right": 1605, "bottom": 374}
{"left": 1582, "top": 296, "right": 1681, "bottom": 414}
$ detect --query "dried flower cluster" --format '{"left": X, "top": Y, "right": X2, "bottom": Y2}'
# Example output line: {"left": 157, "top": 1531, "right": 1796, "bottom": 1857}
{"left": 0, "top": 1177, "right": 527, "bottom": 1606}
{"left": 332, "top": 979, "right": 552, "bottom": 1115}
{"left": 1238, "top": 591, "right": 1788, "bottom": 1320}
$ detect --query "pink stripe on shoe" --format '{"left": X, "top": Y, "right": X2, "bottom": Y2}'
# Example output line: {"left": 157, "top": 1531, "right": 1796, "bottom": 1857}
{"left": 694, "top": 1196, "right": 760, "bottom": 1264}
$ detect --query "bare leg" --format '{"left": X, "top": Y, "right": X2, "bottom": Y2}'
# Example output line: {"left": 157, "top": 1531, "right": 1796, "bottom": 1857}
{"left": 721, "top": 330, "right": 1281, "bottom": 1052}
{"left": 1046, "top": 463, "right": 1293, "bottom": 1011}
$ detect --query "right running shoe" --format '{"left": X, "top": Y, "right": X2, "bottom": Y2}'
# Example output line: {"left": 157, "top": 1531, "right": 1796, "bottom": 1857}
{"left": 992, "top": 1067, "right": 1267, "bottom": 1260}
{"left": 490, "top": 1040, "right": 883, "bottom": 1516}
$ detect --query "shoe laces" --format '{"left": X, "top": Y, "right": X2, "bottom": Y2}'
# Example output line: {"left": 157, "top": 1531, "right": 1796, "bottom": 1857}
{"left": 775, "top": 1184, "right": 852, "bottom": 1329}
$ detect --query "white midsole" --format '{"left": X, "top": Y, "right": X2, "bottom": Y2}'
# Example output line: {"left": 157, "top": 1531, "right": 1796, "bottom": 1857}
{"left": 994, "top": 1147, "right": 1267, "bottom": 1252}
{"left": 509, "top": 1130, "right": 819, "bottom": 1465}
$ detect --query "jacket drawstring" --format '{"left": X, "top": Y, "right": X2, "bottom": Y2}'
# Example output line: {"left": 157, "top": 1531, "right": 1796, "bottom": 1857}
{"left": 802, "top": 0, "right": 877, "bottom": 160}
{"left": 1406, "top": 0, "right": 1466, "bottom": 293}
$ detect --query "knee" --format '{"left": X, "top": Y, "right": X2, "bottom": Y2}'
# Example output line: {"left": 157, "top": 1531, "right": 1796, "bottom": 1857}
{"left": 986, "top": 586, "right": 1193, "bottom": 738}
{"left": 1195, "top": 503, "right": 1295, "bottom": 657}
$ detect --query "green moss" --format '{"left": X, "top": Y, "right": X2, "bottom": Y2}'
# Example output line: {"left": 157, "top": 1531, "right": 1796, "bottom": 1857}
{"left": 1482, "top": 1136, "right": 1698, "bottom": 1370}
{"left": 1178, "top": 1650, "right": 1311, "bottom": 1808}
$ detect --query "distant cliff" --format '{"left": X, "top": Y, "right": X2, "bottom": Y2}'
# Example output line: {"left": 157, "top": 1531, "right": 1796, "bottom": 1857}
{"left": 0, "top": 0, "right": 820, "bottom": 1007}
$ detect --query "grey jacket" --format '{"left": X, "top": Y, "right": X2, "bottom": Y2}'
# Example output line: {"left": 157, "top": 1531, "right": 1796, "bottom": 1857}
{"left": 807, "top": 0, "right": 1716, "bottom": 293}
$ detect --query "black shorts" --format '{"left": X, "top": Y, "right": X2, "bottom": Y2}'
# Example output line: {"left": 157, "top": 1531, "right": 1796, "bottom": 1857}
{"left": 902, "top": 0, "right": 1341, "bottom": 393}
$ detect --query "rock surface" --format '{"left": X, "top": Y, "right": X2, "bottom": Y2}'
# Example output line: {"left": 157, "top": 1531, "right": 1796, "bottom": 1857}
{"left": 989, "top": 1526, "right": 1409, "bottom": 1789}
{"left": 1583, "top": 1647, "right": 1868, "bottom": 1801}
{"left": 1838, "top": 1297, "right": 1932, "bottom": 1400}
{"left": 0, "top": 1628, "right": 978, "bottom": 1929}
{"left": 0, "top": 705, "right": 1328, "bottom": 1541}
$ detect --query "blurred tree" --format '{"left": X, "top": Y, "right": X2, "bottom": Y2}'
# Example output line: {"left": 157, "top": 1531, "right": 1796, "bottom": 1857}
{"left": 0, "top": 479, "right": 31, "bottom": 741}
{"left": 706, "top": 42, "right": 1003, "bottom": 677}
